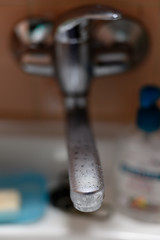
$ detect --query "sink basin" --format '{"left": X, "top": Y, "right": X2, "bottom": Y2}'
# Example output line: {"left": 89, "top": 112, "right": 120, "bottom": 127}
{"left": 0, "top": 121, "right": 160, "bottom": 240}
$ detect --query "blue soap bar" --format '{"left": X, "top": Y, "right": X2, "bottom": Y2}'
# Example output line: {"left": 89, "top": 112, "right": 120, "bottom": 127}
{"left": 0, "top": 173, "right": 48, "bottom": 223}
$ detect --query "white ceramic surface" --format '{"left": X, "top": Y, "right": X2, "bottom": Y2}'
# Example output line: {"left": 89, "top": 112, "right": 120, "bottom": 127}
{"left": 0, "top": 121, "right": 160, "bottom": 240}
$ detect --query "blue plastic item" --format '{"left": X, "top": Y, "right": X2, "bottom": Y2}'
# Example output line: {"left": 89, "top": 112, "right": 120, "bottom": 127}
{"left": 140, "top": 86, "right": 160, "bottom": 108}
{"left": 137, "top": 105, "right": 160, "bottom": 132}
{"left": 0, "top": 173, "right": 48, "bottom": 224}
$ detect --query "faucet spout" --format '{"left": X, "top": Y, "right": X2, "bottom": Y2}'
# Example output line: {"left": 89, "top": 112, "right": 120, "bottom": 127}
{"left": 67, "top": 106, "right": 104, "bottom": 212}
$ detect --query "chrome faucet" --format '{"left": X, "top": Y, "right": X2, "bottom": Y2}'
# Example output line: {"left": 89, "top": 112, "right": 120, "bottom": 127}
{"left": 11, "top": 5, "right": 148, "bottom": 212}
{"left": 53, "top": 5, "right": 121, "bottom": 212}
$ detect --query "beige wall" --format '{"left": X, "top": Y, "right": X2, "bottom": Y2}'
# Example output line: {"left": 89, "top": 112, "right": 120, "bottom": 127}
{"left": 0, "top": 0, "right": 159, "bottom": 122}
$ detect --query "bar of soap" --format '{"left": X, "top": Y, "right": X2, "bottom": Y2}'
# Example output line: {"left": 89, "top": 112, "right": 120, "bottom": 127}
{"left": 0, "top": 189, "right": 21, "bottom": 212}
{"left": 0, "top": 173, "right": 48, "bottom": 223}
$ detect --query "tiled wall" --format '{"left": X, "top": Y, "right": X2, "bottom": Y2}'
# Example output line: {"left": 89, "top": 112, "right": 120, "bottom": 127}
{"left": 0, "top": 0, "right": 160, "bottom": 122}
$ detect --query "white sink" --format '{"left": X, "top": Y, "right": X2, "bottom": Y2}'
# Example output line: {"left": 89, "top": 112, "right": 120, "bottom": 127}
{"left": 0, "top": 121, "right": 160, "bottom": 240}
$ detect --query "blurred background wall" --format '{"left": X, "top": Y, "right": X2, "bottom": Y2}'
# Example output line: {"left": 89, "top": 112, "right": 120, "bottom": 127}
{"left": 0, "top": 0, "right": 159, "bottom": 123}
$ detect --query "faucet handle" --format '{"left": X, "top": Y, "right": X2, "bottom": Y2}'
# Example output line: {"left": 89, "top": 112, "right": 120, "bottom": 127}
{"left": 54, "top": 5, "right": 122, "bottom": 97}
{"left": 54, "top": 5, "right": 121, "bottom": 43}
